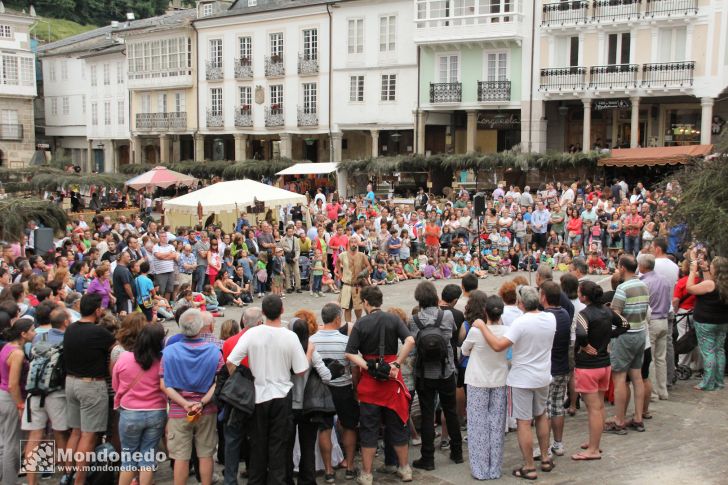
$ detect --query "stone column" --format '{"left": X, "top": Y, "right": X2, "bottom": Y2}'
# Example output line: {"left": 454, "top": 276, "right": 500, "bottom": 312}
{"left": 87, "top": 139, "right": 94, "bottom": 172}
{"left": 582, "top": 98, "right": 592, "bottom": 153}
{"left": 104, "top": 142, "right": 114, "bottom": 173}
{"left": 132, "top": 136, "right": 142, "bottom": 165}
{"left": 159, "top": 134, "right": 170, "bottom": 164}
{"left": 172, "top": 136, "right": 181, "bottom": 162}
{"left": 416, "top": 110, "right": 426, "bottom": 155}
{"left": 700, "top": 97, "right": 714, "bottom": 145}
{"left": 279, "top": 133, "right": 292, "bottom": 160}
{"left": 194, "top": 134, "right": 204, "bottom": 162}
{"left": 466, "top": 110, "right": 478, "bottom": 153}
{"left": 331, "top": 132, "right": 346, "bottom": 197}
{"left": 234, "top": 133, "right": 248, "bottom": 161}
{"left": 370, "top": 129, "right": 379, "bottom": 158}
{"left": 630, "top": 96, "right": 640, "bottom": 148}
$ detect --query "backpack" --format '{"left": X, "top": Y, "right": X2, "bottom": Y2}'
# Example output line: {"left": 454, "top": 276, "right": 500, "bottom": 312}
{"left": 413, "top": 310, "right": 448, "bottom": 379}
{"left": 24, "top": 333, "right": 65, "bottom": 423}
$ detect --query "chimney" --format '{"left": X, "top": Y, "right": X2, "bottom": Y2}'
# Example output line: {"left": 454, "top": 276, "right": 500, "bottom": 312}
{"left": 166, "top": 0, "right": 184, "bottom": 13}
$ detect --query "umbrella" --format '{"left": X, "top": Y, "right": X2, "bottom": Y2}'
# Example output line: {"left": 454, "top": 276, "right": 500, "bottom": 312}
{"left": 125, "top": 166, "right": 197, "bottom": 191}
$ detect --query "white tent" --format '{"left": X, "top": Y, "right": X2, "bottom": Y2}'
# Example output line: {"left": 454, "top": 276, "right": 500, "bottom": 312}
{"left": 276, "top": 162, "right": 339, "bottom": 176}
{"left": 164, "top": 179, "right": 306, "bottom": 230}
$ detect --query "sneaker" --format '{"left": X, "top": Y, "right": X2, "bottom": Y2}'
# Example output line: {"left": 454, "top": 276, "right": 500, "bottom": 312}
{"left": 375, "top": 465, "right": 397, "bottom": 474}
{"left": 439, "top": 439, "right": 450, "bottom": 450}
{"left": 356, "top": 473, "right": 373, "bottom": 485}
{"left": 412, "top": 458, "right": 434, "bottom": 471}
{"left": 313, "top": 293, "right": 320, "bottom": 298}
{"left": 317, "top": 292, "right": 324, "bottom": 297}
{"left": 345, "top": 469, "right": 359, "bottom": 480}
{"left": 551, "top": 441, "right": 565, "bottom": 457}
{"left": 397, "top": 465, "right": 413, "bottom": 482}
{"left": 211, "top": 472, "right": 223, "bottom": 484}
{"left": 296, "top": 289, "right": 302, "bottom": 293}
{"left": 449, "top": 452, "right": 464, "bottom": 464}
{"left": 324, "top": 472, "right": 336, "bottom": 483}
{"left": 533, "top": 447, "right": 553, "bottom": 461}
{"left": 411, "top": 436, "right": 422, "bottom": 446}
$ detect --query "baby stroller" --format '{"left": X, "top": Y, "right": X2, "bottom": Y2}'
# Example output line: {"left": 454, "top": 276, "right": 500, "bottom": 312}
{"left": 299, "top": 255, "right": 311, "bottom": 290}
{"left": 674, "top": 311, "right": 697, "bottom": 381}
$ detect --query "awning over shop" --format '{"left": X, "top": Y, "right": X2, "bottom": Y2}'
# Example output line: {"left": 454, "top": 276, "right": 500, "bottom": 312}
{"left": 599, "top": 144, "right": 713, "bottom": 167}
{"left": 276, "top": 162, "right": 339, "bottom": 176}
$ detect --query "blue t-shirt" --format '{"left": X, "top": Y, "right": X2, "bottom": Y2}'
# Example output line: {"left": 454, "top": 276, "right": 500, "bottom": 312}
{"left": 135, "top": 275, "right": 154, "bottom": 306}
{"left": 366, "top": 191, "right": 376, "bottom": 203}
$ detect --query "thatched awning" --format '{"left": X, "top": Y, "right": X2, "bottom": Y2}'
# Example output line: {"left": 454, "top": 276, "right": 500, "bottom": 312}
{"left": 599, "top": 145, "right": 713, "bottom": 167}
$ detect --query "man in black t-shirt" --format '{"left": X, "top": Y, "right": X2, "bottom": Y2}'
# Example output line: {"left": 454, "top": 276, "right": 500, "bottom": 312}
{"left": 62, "top": 293, "right": 114, "bottom": 485}
{"left": 112, "top": 251, "right": 136, "bottom": 314}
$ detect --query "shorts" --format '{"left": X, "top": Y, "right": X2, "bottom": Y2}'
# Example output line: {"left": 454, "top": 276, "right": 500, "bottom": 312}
{"left": 509, "top": 386, "right": 549, "bottom": 421}
{"left": 155, "top": 272, "right": 175, "bottom": 295}
{"left": 65, "top": 377, "right": 109, "bottom": 433}
{"left": 21, "top": 392, "right": 69, "bottom": 431}
{"left": 359, "top": 402, "right": 408, "bottom": 448}
{"left": 166, "top": 413, "right": 217, "bottom": 460}
{"left": 610, "top": 331, "right": 646, "bottom": 372}
{"left": 547, "top": 375, "right": 569, "bottom": 418}
{"left": 574, "top": 366, "right": 611, "bottom": 394}
{"left": 118, "top": 409, "right": 166, "bottom": 471}
{"left": 176, "top": 272, "right": 192, "bottom": 287}
{"left": 329, "top": 385, "right": 360, "bottom": 430}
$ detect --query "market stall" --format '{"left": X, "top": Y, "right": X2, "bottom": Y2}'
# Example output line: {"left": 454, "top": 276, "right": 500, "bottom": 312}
{"left": 124, "top": 166, "right": 198, "bottom": 191}
{"left": 275, "top": 162, "right": 339, "bottom": 196}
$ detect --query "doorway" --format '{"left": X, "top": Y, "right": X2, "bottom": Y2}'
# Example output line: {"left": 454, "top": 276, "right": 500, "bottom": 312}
{"left": 144, "top": 145, "right": 158, "bottom": 164}
{"left": 118, "top": 145, "right": 130, "bottom": 166}
{"left": 303, "top": 139, "right": 318, "bottom": 162}
{"left": 93, "top": 149, "right": 105, "bottom": 173}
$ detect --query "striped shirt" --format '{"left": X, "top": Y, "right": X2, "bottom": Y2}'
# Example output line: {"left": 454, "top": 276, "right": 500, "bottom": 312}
{"left": 309, "top": 329, "right": 351, "bottom": 387}
{"left": 611, "top": 276, "right": 649, "bottom": 331}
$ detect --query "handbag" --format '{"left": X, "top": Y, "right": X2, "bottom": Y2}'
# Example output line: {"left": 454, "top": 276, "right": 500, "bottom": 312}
{"left": 367, "top": 317, "right": 391, "bottom": 381}
{"left": 218, "top": 365, "right": 256, "bottom": 418}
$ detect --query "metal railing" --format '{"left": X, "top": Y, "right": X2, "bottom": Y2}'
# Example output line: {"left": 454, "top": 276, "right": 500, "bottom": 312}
{"left": 135, "top": 112, "right": 187, "bottom": 130}
{"left": 645, "top": 0, "right": 698, "bottom": 17}
{"left": 588, "top": 64, "right": 639, "bottom": 89}
{"left": 641, "top": 61, "right": 695, "bottom": 88}
{"left": 0, "top": 124, "right": 22, "bottom": 141}
{"left": 265, "top": 56, "right": 285, "bottom": 77}
{"left": 592, "top": 0, "right": 641, "bottom": 22}
{"left": 539, "top": 67, "right": 586, "bottom": 91}
{"left": 265, "top": 106, "right": 284, "bottom": 127}
{"left": 234, "top": 107, "right": 253, "bottom": 127}
{"left": 429, "top": 82, "right": 462, "bottom": 103}
{"left": 477, "top": 80, "right": 511, "bottom": 101}
{"left": 541, "top": 1, "right": 589, "bottom": 26}
{"left": 297, "top": 107, "right": 318, "bottom": 127}
{"left": 206, "top": 61, "right": 223, "bottom": 81}
{"left": 234, "top": 58, "right": 253, "bottom": 79}
{"left": 206, "top": 110, "right": 224, "bottom": 128}
{"left": 298, "top": 54, "right": 319, "bottom": 75}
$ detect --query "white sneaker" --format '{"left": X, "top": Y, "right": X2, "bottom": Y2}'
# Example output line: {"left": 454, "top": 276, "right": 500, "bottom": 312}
{"left": 533, "top": 447, "right": 552, "bottom": 460}
{"left": 411, "top": 436, "right": 422, "bottom": 446}
{"left": 356, "top": 472, "right": 373, "bottom": 485}
{"left": 397, "top": 465, "right": 413, "bottom": 482}
{"left": 551, "top": 441, "right": 565, "bottom": 456}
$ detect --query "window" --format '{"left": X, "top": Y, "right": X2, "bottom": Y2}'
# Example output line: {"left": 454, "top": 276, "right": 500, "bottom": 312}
{"left": 210, "top": 88, "right": 223, "bottom": 116}
{"left": 20, "top": 58, "right": 33, "bottom": 86}
{"left": 437, "top": 55, "right": 459, "bottom": 83}
{"left": 202, "top": 3, "right": 214, "bottom": 16}
{"left": 91, "top": 102, "right": 98, "bottom": 124}
{"left": 303, "top": 29, "right": 318, "bottom": 61}
{"left": 209, "top": 39, "right": 223, "bottom": 67}
{"left": 103, "top": 64, "right": 111, "bottom": 85}
{"left": 0, "top": 25, "right": 12, "bottom": 39}
{"left": 607, "top": 33, "right": 630, "bottom": 65}
{"left": 127, "top": 37, "right": 191, "bottom": 78}
{"left": 489, "top": 0, "right": 513, "bottom": 22}
{"left": 303, "top": 83, "right": 317, "bottom": 114}
{"left": 157, "top": 93, "right": 167, "bottom": 113}
{"left": 381, "top": 74, "right": 396, "bottom": 101}
{"left": 349, "top": 75, "right": 364, "bottom": 102}
{"left": 116, "top": 62, "right": 124, "bottom": 84}
{"left": 82, "top": 95, "right": 86, "bottom": 114}
{"left": 61, "top": 60, "right": 68, "bottom": 80}
{"left": 270, "top": 33, "right": 284, "bottom": 58}
{"left": 1, "top": 55, "right": 18, "bottom": 85}
{"left": 569, "top": 36, "right": 579, "bottom": 67}
{"left": 238, "top": 36, "right": 252, "bottom": 61}
{"left": 50, "top": 98, "right": 58, "bottom": 116}
{"left": 486, "top": 52, "right": 508, "bottom": 80}
{"left": 90, "top": 65, "right": 97, "bottom": 86}
{"left": 248, "top": 0, "right": 257, "bottom": 5}
{"left": 62, "top": 97, "right": 69, "bottom": 115}
{"left": 141, "top": 94, "right": 151, "bottom": 113}
{"left": 48, "top": 61, "right": 56, "bottom": 82}
{"left": 658, "top": 27, "right": 687, "bottom": 62}
{"left": 379, "top": 16, "right": 396, "bottom": 52}
{"left": 348, "top": 19, "right": 364, "bottom": 54}
{"left": 118, "top": 100, "right": 125, "bottom": 124}
{"left": 0, "top": 110, "right": 20, "bottom": 139}
{"left": 270, "top": 84, "right": 283, "bottom": 107}
{"left": 175, "top": 92, "right": 186, "bottom": 112}
{"left": 104, "top": 102, "right": 111, "bottom": 125}
{"left": 239, "top": 86, "right": 252, "bottom": 108}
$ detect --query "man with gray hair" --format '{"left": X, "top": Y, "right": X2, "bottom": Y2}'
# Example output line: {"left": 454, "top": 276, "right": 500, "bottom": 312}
{"left": 638, "top": 253, "right": 672, "bottom": 401}
{"left": 569, "top": 258, "right": 589, "bottom": 281}
{"left": 473, "top": 286, "right": 557, "bottom": 480}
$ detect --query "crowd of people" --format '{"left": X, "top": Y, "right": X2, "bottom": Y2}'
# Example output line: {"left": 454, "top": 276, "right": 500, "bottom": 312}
{"left": 0, "top": 176, "right": 726, "bottom": 485}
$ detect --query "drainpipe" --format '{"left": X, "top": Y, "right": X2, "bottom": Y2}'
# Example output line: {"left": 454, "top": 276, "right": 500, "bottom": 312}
{"left": 527, "top": 0, "right": 536, "bottom": 153}
{"left": 326, "top": 3, "right": 334, "bottom": 163}
{"left": 192, "top": 21, "right": 201, "bottom": 162}
{"left": 416, "top": 45, "right": 421, "bottom": 154}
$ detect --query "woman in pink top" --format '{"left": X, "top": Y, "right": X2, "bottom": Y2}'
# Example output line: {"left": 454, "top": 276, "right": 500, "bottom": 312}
{"left": 86, "top": 265, "right": 115, "bottom": 309}
{"left": 112, "top": 323, "right": 167, "bottom": 485}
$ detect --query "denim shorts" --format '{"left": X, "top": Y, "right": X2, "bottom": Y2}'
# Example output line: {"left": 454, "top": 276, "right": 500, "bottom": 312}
{"left": 118, "top": 409, "right": 167, "bottom": 471}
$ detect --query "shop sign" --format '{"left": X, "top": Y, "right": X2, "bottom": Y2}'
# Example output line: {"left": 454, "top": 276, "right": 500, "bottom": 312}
{"left": 477, "top": 112, "right": 520, "bottom": 129}
{"left": 36, "top": 143, "right": 50, "bottom": 150}
{"left": 593, "top": 99, "right": 631, "bottom": 111}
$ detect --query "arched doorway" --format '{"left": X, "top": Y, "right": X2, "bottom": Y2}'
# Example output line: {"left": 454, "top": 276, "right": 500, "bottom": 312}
{"left": 144, "top": 144, "right": 158, "bottom": 165}
{"left": 0, "top": 148, "right": 4, "bottom": 167}
{"left": 118, "top": 145, "right": 130, "bottom": 166}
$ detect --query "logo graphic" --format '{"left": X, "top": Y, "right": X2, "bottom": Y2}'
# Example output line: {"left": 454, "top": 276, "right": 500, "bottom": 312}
{"left": 21, "top": 440, "right": 55, "bottom": 474}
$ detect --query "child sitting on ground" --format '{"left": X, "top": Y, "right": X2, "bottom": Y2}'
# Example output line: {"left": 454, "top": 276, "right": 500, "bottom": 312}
{"left": 322, "top": 270, "right": 339, "bottom": 293}
{"left": 385, "top": 261, "right": 399, "bottom": 284}
{"left": 404, "top": 257, "right": 422, "bottom": 279}
{"left": 372, "top": 263, "right": 387, "bottom": 285}
{"left": 587, "top": 250, "right": 607, "bottom": 275}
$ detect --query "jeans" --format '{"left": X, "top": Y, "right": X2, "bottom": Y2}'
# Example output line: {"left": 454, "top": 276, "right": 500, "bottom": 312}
{"left": 223, "top": 410, "right": 250, "bottom": 485}
{"left": 694, "top": 321, "right": 728, "bottom": 390}
{"left": 0, "top": 391, "right": 20, "bottom": 485}
{"left": 193, "top": 265, "right": 208, "bottom": 293}
{"left": 284, "top": 261, "right": 301, "bottom": 291}
{"left": 286, "top": 411, "right": 318, "bottom": 485}
{"left": 248, "top": 394, "right": 293, "bottom": 485}
{"left": 624, "top": 235, "right": 640, "bottom": 255}
{"left": 312, "top": 274, "right": 322, "bottom": 293}
{"left": 648, "top": 318, "right": 669, "bottom": 399}
{"left": 666, "top": 314, "right": 675, "bottom": 384}
{"left": 118, "top": 409, "right": 167, "bottom": 470}
{"left": 416, "top": 374, "right": 462, "bottom": 463}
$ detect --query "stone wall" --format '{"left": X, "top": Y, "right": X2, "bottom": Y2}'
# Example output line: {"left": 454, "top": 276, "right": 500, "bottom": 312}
{"left": 0, "top": 97, "right": 35, "bottom": 168}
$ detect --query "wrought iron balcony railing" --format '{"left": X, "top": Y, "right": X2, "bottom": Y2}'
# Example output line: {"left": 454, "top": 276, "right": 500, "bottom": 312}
{"left": 265, "top": 56, "right": 285, "bottom": 77}
{"left": 539, "top": 67, "right": 586, "bottom": 91}
{"left": 297, "top": 107, "right": 318, "bottom": 127}
{"left": 298, "top": 54, "right": 319, "bottom": 75}
{"left": 477, "top": 80, "right": 511, "bottom": 102}
{"left": 135, "top": 112, "right": 187, "bottom": 131}
{"left": 206, "top": 109, "right": 224, "bottom": 128}
{"left": 588, "top": 64, "right": 639, "bottom": 89}
{"left": 592, "top": 0, "right": 641, "bottom": 22}
{"left": 234, "top": 107, "right": 253, "bottom": 127}
{"left": 206, "top": 61, "right": 223, "bottom": 81}
{"left": 234, "top": 58, "right": 253, "bottom": 79}
{"left": 645, "top": 0, "right": 698, "bottom": 17}
{"left": 541, "top": 1, "right": 589, "bottom": 26}
{"left": 641, "top": 61, "right": 695, "bottom": 88}
{"left": 265, "top": 106, "right": 284, "bottom": 127}
{"left": 429, "top": 82, "right": 462, "bottom": 103}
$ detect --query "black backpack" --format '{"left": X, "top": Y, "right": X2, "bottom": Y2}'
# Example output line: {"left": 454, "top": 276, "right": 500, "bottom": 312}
{"left": 413, "top": 310, "right": 448, "bottom": 379}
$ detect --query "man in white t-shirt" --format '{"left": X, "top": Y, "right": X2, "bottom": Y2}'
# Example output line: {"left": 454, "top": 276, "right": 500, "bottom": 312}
{"left": 152, "top": 232, "right": 177, "bottom": 301}
{"left": 473, "top": 285, "right": 556, "bottom": 480}
{"left": 651, "top": 238, "right": 679, "bottom": 385}
{"left": 227, "top": 295, "right": 311, "bottom": 484}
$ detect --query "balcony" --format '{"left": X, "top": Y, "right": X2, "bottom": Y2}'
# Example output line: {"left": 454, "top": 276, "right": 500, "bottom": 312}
{"left": 265, "top": 106, "right": 284, "bottom": 127}
{"left": 297, "top": 107, "right": 318, "bottom": 127}
{"left": 645, "top": 0, "right": 698, "bottom": 18}
{"left": 265, "top": 56, "right": 285, "bottom": 77}
{"left": 539, "top": 67, "right": 586, "bottom": 91}
{"left": 588, "top": 64, "right": 639, "bottom": 89}
{"left": 541, "top": 1, "right": 589, "bottom": 26}
{"left": 0, "top": 124, "right": 23, "bottom": 141}
{"left": 298, "top": 54, "right": 319, "bottom": 75}
{"left": 414, "top": 0, "right": 523, "bottom": 44}
{"left": 429, "top": 82, "right": 462, "bottom": 103}
{"left": 128, "top": 69, "right": 193, "bottom": 90}
{"left": 135, "top": 112, "right": 187, "bottom": 131}
{"left": 234, "top": 58, "right": 253, "bottom": 79}
{"left": 234, "top": 106, "right": 253, "bottom": 127}
{"left": 592, "top": 0, "right": 641, "bottom": 22}
{"left": 206, "top": 110, "right": 224, "bottom": 128}
{"left": 477, "top": 81, "right": 511, "bottom": 102}
{"left": 641, "top": 61, "right": 695, "bottom": 88}
{"left": 206, "top": 61, "right": 223, "bottom": 81}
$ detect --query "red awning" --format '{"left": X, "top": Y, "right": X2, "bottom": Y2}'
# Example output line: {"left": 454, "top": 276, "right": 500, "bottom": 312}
{"left": 598, "top": 144, "right": 714, "bottom": 167}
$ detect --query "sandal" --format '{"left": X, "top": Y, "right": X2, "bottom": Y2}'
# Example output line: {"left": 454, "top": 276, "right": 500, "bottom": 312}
{"left": 512, "top": 467, "right": 538, "bottom": 481}
{"left": 603, "top": 422, "right": 627, "bottom": 435}
{"left": 540, "top": 460, "right": 555, "bottom": 473}
{"left": 627, "top": 420, "right": 645, "bottom": 432}
{"left": 643, "top": 412, "right": 653, "bottom": 420}
{"left": 571, "top": 452, "right": 602, "bottom": 461}
{"left": 580, "top": 443, "right": 603, "bottom": 452}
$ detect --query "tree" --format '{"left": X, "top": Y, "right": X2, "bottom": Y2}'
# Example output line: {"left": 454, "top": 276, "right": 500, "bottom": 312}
{"left": 0, "top": 198, "right": 68, "bottom": 243}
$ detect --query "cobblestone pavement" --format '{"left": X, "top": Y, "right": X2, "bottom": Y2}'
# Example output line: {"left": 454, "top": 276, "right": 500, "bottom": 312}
{"left": 152, "top": 276, "right": 728, "bottom": 484}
